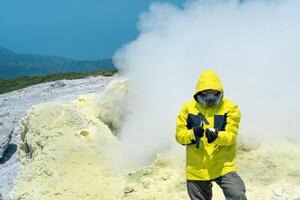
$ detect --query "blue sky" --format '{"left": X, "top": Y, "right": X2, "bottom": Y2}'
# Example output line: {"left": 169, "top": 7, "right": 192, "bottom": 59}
{"left": 0, "top": 0, "right": 185, "bottom": 60}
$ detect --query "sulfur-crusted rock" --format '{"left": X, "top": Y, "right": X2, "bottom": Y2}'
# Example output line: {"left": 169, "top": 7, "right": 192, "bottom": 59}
{"left": 96, "top": 79, "right": 130, "bottom": 134}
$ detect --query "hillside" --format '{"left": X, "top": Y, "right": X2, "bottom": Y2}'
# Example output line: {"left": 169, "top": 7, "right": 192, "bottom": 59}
{"left": 0, "top": 47, "right": 115, "bottom": 79}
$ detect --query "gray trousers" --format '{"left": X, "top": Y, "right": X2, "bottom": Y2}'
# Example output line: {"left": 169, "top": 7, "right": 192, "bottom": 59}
{"left": 187, "top": 171, "right": 247, "bottom": 200}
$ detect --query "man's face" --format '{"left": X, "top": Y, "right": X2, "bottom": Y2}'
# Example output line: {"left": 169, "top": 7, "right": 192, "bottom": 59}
{"left": 196, "top": 89, "right": 222, "bottom": 108}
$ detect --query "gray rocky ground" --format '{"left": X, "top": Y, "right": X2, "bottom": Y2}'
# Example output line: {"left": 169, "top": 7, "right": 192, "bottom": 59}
{"left": 0, "top": 75, "right": 113, "bottom": 199}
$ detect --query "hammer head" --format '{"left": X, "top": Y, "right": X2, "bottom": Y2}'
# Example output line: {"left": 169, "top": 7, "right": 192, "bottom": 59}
{"left": 198, "top": 112, "right": 209, "bottom": 125}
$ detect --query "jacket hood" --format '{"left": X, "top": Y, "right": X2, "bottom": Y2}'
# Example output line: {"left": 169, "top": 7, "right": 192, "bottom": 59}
{"left": 194, "top": 69, "right": 224, "bottom": 96}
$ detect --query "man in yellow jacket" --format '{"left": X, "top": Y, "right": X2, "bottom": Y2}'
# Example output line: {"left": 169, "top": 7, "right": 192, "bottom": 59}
{"left": 176, "top": 70, "right": 247, "bottom": 200}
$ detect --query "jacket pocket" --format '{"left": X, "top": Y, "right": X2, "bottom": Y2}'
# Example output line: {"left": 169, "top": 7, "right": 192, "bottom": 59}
{"left": 186, "top": 113, "right": 202, "bottom": 129}
{"left": 214, "top": 113, "right": 227, "bottom": 131}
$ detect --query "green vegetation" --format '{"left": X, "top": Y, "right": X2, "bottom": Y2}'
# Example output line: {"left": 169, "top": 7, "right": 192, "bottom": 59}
{"left": 0, "top": 69, "right": 117, "bottom": 94}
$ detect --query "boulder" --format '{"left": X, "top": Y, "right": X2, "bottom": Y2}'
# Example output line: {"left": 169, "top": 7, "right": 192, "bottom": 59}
{"left": 49, "top": 80, "right": 66, "bottom": 88}
{"left": 0, "top": 113, "right": 14, "bottom": 158}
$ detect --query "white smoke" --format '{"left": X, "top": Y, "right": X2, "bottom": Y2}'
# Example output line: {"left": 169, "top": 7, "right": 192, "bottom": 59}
{"left": 112, "top": 0, "right": 300, "bottom": 170}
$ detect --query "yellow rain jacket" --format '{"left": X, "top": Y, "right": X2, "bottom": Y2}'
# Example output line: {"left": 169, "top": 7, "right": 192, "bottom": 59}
{"left": 175, "top": 70, "right": 241, "bottom": 180}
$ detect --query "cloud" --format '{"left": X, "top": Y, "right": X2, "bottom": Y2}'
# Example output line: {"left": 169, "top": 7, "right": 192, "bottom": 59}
{"left": 113, "top": 0, "right": 300, "bottom": 169}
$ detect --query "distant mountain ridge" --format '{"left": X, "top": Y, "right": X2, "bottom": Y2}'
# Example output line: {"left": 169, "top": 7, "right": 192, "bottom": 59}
{"left": 0, "top": 47, "right": 115, "bottom": 79}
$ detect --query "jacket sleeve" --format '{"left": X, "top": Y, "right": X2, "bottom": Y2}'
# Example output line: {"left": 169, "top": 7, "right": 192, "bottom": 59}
{"left": 175, "top": 104, "right": 196, "bottom": 145}
{"left": 214, "top": 104, "right": 241, "bottom": 146}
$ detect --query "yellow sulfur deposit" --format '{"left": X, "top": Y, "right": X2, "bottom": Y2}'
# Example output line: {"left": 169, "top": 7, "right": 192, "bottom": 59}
{"left": 11, "top": 80, "right": 128, "bottom": 200}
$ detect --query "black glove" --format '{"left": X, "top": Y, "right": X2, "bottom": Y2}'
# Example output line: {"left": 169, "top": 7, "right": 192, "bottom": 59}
{"left": 205, "top": 128, "right": 218, "bottom": 143}
{"left": 193, "top": 126, "right": 204, "bottom": 139}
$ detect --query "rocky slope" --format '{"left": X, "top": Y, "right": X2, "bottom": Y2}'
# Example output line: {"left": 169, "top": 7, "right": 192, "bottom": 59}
{"left": 0, "top": 75, "right": 113, "bottom": 199}
{"left": 1, "top": 75, "right": 300, "bottom": 200}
